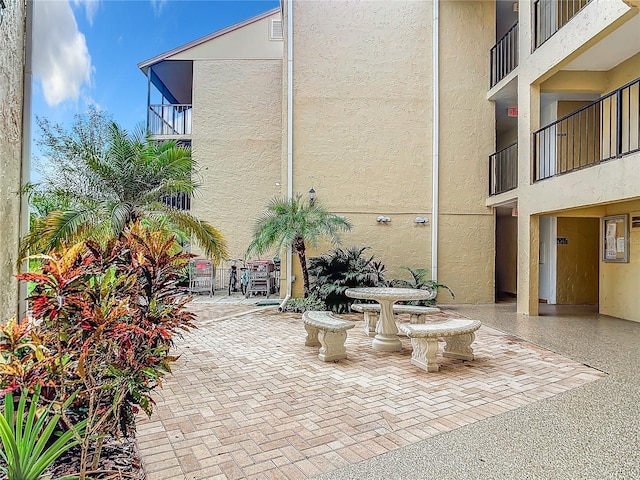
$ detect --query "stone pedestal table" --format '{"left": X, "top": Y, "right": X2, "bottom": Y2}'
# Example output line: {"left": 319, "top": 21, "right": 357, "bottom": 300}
{"left": 345, "top": 287, "right": 437, "bottom": 352}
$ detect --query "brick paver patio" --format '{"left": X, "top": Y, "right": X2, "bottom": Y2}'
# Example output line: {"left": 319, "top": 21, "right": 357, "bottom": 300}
{"left": 136, "top": 302, "right": 605, "bottom": 480}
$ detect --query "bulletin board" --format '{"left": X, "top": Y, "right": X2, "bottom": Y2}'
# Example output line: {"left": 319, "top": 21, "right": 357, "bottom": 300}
{"left": 602, "top": 214, "right": 629, "bottom": 263}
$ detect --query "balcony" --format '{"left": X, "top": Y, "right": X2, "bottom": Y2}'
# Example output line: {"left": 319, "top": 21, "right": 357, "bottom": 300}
{"left": 489, "top": 143, "right": 518, "bottom": 196}
{"left": 534, "top": 0, "right": 592, "bottom": 49}
{"left": 533, "top": 77, "right": 640, "bottom": 182}
{"left": 149, "top": 104, "right": 192, "bottom": 137}
{"left": 490, "top": 22, "right": 518, "bottom": 88}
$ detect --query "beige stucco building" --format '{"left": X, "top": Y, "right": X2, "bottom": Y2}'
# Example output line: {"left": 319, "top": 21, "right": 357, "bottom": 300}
{"left": 0, "top": 0, "right": 30, "bottom": 321}
{"left": 139, "top": 0, "right": 640, "bottom": 322}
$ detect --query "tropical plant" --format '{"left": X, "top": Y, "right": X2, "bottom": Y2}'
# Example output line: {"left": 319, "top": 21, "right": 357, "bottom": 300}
{"left": 308, "top": 246, "right": 386, "bottom": 313}
{"left": 0, "top": 387, "right": 86, "bottom": 480}
{"left": 0, "top": 318, "right": 57, "bottom": 397}
{"left": 246, "top": 194, "right": 352, "bottom": 297}
{"left": 390, "top": 267, "right": 455, "bottom": 306}
{"left": 21, "top": 110, "right": 227, "bottom": 261}
{"left": 283, "top": 294, "right": 326, "bottom": 313}
{"left": 16, "top": 223, "right": 195, "bottom": 477}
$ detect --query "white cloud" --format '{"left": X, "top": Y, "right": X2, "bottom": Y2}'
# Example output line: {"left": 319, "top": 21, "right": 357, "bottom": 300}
{"left": 33, "top": 0, "right": 93, "bottom": 106}
{"left": 74, "top": 0, "right": 100, "bottom": 26}
{"left": 150, "top": 0, "right": 167, "bottom": 16}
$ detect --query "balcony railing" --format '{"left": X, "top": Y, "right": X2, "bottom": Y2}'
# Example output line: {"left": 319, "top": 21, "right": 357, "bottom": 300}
{"left": 534, "top": 0, "right": 591, "bottom": 49}
{"left": 149, "top": 104, "right": 192, "bottom": 136}
{"left": 162, "top": 192, "right": 191, "bottom": 211}
{"left": 533, "top": 77, "right": 640, "bottom": 182}
{"left": 490, "top": 22, "right": 518, "bottom": 88}
{"left": 489, "top": 143, "right": 518, "bottom": 196}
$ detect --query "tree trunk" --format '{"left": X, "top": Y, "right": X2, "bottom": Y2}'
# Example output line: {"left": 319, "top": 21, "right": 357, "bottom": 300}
{"left": 293, "top": 237, "right": 310, "bottom": 297}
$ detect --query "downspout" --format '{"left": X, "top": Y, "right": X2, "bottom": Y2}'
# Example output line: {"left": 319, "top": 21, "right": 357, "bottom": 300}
{"left": 19, "top": 0, "right": 34, "bottom": 319}
{"left": 279, "top": 0, "right": 294, "bottom": 312}
{"left": 431, "top": 0, "right": 440, "bottom": 283}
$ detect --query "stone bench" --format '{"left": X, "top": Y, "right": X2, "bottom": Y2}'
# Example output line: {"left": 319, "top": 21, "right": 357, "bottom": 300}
{"left": 351, "top": 303, "right": 441, "bottom": 336}
{"left": 398, "top": 319, "right": 482, "bottom": 372}
{"left": 302, "top": 311, "right": 355, "bottom": 362}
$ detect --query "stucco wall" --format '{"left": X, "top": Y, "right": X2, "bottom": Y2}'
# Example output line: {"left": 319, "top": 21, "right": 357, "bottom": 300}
{"left": 0, "top": 0, "right": 27, "bottom": 321}
{"left": 289, "top": 0, "right": 495, "bottom": 303}
{"left": 191, "top": 59, "right": 283, "bottom": 261}
{"left": 556, "top": 217, "right": 599, "bottom": 305}
{"left": 438, "top": 0, "right": 495, "bottom": 303}
{"left": 600, "top": 199, "right": 640, "bottom": 322}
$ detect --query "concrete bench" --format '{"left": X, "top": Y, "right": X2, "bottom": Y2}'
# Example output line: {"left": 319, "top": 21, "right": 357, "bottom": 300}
{"left": 351, "top": 303, "right": 441, "bottom": 336}
{"left": 302, "top": 311, "right": 355, "bottom": 362}
{"left": 398, "top": 319, "right": 482, "bottom": 372}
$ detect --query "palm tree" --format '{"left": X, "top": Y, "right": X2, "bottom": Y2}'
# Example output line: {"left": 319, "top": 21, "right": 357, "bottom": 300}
{"left": 21, "top": 122, "right": 227, "bottom": 261}
{"left": 246, "top": 194, "right": 352, "bottom": 297}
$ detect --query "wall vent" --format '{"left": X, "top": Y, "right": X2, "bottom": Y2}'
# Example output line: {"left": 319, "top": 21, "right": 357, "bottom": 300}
{"left": 270, "top": 19, "right": 283, "bottom": 40}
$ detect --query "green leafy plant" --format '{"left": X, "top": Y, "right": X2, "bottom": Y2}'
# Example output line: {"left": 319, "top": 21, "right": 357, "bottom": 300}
{"left": 309, "top": 246, "right": 386, "bottom": 313}
{"left": 390, "top": 267, "right": 455, "bottom": 306}
{"left": 283, "top": 294, "right": 326, "bottom": 313}
{"left": 0, "top": 387, "right": 86, "bottom": 480}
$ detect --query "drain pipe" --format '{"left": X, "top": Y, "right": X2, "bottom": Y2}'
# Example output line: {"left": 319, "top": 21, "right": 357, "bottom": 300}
{"left": 279, "top": 0, "right": 294, "bottom": 312}
{"left": 431, "top": 0, "right": 440, "bottom": 283}
{"left": 19, "top": 0, "right": 34, "bottom": 319}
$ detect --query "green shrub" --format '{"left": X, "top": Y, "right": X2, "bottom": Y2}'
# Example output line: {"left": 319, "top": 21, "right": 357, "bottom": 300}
{"left": 309, "top": 246, "right": 385, "bottom": 313}
{"left": 283, "top": 295, "right": 326, "bottom": 313}
{"left": 389, "top": 267, "right": 455, "bottom": 306}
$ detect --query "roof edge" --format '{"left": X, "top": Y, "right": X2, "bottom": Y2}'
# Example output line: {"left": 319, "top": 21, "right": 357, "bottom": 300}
{"left": 137, "top": 6, "right": 282, "bottom": 72}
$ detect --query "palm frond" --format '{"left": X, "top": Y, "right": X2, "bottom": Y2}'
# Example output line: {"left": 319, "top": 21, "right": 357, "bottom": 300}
{"left": 152, "top": 207, "right": 228, "bottom": 262}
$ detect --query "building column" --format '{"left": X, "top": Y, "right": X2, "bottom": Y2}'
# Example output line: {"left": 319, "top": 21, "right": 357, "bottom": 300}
{"left": 517, "top": 212, "right": 539, "bottom": 316}
{"left": 515, "top": 53, "right": 541, "bottom": 315}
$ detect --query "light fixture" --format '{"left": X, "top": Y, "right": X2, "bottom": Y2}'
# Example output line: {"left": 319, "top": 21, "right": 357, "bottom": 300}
{"left": 308, "top": 187, "right": 316, "bottom": 205}
{"left": 0, "top": 0, "right": 6, "bottom": 27}
{"left": 414, "top": 217, "right": 429, "bottom": 224}
{"left": 376, "top": 215, "right": 391, "bottom": 223}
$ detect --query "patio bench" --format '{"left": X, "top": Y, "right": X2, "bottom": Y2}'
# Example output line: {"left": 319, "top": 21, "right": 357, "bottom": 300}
{"left": 398, "top": 319, "right": 482, "bottom": 372}
{"left": 302, "top": 311, "right": 355, "bottom": 362}
{"left": 350, "top": 303, "right": 441, "bottom": 336}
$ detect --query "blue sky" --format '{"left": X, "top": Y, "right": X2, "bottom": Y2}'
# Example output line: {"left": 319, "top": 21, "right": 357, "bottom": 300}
{"left": 31, "top": 0, "right": 279, "bottom": 144}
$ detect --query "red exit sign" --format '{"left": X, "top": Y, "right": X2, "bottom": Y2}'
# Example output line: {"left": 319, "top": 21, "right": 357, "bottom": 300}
{"left": 507, "top": 108, "right": 518, "bottom": 117}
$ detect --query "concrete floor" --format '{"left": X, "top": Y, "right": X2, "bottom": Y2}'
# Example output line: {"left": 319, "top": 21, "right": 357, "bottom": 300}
{"left": 135, "top": 296, "right": 640, "bottom": 479}
{"left": 316, "top": 302, "right": 640, "bottom": 480}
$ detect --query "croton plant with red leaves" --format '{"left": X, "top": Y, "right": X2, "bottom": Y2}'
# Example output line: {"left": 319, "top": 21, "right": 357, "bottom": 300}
{"left": 8, "top": 223, "right": 196, "bottom": 437}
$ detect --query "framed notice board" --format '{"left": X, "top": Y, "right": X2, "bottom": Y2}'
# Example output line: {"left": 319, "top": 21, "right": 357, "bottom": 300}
{"left": 602, "top": 214, "right": 629, "bottom": 263}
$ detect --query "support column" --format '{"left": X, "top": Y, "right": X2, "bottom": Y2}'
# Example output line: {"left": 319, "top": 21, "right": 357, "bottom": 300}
{"left": 515, "top": 71, "right": 541, "bottom": 316}
{"left": 517, "top": 213, "right": 539, "bottom": 316}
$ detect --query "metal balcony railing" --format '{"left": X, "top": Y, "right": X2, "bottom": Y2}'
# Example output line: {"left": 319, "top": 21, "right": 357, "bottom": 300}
{"left": 533, "top": 77, "right": 640, "bottom": 182}
{"left": 149, "top": 104, "right": 192, "bottom": 136}
{"left": 490, "top": 22, "right": 518, "bottom": 88}
{"left": 489, "top": 143, "right": 518, "bottom": 196}
{"left": 162, "top": 192, "right": 191, "bottom": 211}
{"left": 534, "top": 0, "right": 591, "bottom": 49}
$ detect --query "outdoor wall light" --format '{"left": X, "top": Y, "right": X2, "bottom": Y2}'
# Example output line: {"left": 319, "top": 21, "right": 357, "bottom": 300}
{"left": 0, "top": 0, "right": 6, "bottom": 27}
{"left": 414, "top": 217, "right": 429, "bottom": 224}
{"left": 308, "top": 187, "right": 316, "bottom": 205}
{"left": 376, "top": 215, "right": 391, "bottom": 223}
